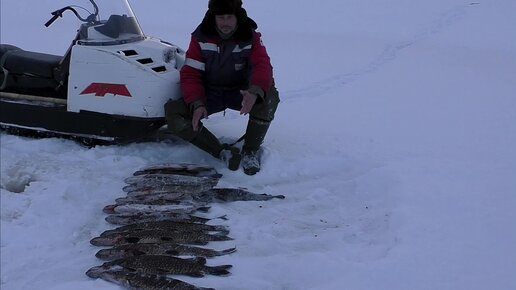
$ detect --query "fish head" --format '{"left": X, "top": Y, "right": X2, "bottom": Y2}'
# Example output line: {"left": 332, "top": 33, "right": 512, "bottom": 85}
{"left": 86, "top": 265, "right": 104, "bottom": 278}
{"left": 96, "top": 246, "right": 146, "bottom": 260}
{"left": 90, "top": 236, "right": 118, "bottom": 246}
{"left": 98, "top": 270, "right": 131, "bottom": 285}
{"left": 86, "top": 260, "right": 127, "bottom": 278}
{"left": 95, "top": 248, "right": 125, "bottom": 260}
{"left": 102, "top": 204, "right": 117, "bottom": 214}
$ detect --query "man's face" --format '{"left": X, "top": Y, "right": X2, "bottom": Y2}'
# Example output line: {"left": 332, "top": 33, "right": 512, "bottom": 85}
{"left": 215, "top": 14, "right": 237, "bottom": 34}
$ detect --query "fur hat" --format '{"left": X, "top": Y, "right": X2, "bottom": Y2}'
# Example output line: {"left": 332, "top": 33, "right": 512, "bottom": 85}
{"left": 208, "top": 0, "right": 243, "bottom": 16}
{"left": 199, "top": 0, "right": 257, "bottom": 41}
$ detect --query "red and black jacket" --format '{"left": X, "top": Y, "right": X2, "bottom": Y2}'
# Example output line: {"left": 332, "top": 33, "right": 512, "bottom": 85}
{"left": 180, "top": 14, "right": 274, "bottom": 109}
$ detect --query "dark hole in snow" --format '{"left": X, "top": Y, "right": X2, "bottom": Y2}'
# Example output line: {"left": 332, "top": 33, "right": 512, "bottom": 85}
{"left": 2, "top": 175, "right": 32, "bottom": 193}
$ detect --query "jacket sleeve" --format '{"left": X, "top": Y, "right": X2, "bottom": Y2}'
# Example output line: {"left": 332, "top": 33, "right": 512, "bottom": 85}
{"left": 247, "top": 32, "right": 274, "bottom": 99}
{"left": 180, "top": 35, "right": 206, "bottom": 108}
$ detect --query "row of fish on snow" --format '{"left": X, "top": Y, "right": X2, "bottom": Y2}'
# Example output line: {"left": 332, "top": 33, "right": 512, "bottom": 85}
{"left": 85, "top": 163, "right": 285, "bottom": 290}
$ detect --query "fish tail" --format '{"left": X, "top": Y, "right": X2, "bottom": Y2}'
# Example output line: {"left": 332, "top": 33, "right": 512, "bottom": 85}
{"left": 196, "top": 206, "right": 211, "bottom": 213}
{"left": 216, "top": 247, "right": 237, "bottom": 256}
{"left": 190, "top": 240, "right": 210, "bottom": 246}
{"left": 214, "top": 215, "right": 228, "bottom": 221}
{"left": 212, "top": 225, "right": 230, "bottom": 232}
{"left": 213, "top": 229, "right": 231, "bottom": 236}
{"left": 206, "top": 264, "right": 232, "bottom": 276}
{"left": 212, "top": 234, "right": 233, "bottom": 241}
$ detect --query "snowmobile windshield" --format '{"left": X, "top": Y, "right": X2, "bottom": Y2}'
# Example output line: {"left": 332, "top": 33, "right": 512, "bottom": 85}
{"left": 77, "top": 0, "right": 145, "bottom": 45}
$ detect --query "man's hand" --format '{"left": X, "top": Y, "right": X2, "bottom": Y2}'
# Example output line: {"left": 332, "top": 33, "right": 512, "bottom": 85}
{"left": 192, "top": 106, "right": 208, "bottom": 131}
{"left": 240, "top": 90, "right": 257, "bottom": 115}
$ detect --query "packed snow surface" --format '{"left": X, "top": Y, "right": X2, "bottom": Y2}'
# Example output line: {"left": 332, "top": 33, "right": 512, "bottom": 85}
{"left": 1, "top": 0, "right": 516, "bottom": 289}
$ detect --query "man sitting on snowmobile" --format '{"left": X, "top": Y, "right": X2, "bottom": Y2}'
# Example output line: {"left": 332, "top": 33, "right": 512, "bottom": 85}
{"left": 165, "top": 0, "right": 280, "bottom": 175}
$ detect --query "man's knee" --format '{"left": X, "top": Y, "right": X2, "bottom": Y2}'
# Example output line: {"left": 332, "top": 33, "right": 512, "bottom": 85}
{"left": 164, "top": 99, "right": 196, "bottom": 140}
{"left": 165, "top": 98, "right": 189, "bottom": 117}
{"left": 250, "top": 86, "right": 280, "bottom": 122}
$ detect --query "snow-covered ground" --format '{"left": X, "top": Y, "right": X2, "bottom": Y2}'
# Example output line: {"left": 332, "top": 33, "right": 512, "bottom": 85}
{"left": 2, "top": 0, "right": 516, "bottom": 289}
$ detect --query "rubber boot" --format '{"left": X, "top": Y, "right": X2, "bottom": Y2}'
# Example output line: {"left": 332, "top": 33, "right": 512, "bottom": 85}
{"left": 241, "top": 118, "right": 271, "bottom": 175}
{"left": 164, "top": 99, "right": 241, "bottom": 170}
{"left": 192, "top": 127, "right": 242, "bottom": 171}
{"left": 190, "top": 126, "right": 224, "bottom": 157}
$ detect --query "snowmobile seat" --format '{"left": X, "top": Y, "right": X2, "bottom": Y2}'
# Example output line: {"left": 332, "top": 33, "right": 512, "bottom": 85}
{"left": 1, "top": 48, "right": 62, "bottom": 79}
{"left": 0, "top": 44, "right": 22, "bottom": 56}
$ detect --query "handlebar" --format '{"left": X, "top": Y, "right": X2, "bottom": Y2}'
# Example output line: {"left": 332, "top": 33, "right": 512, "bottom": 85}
{"left": 45, "top": 7, "right": 69, "bottom": 27}
{"left": 45, "top": 14, "right": 61, "bottom": 28}
{"left": 44, "top": 0, "right": 99, "bottom": 27}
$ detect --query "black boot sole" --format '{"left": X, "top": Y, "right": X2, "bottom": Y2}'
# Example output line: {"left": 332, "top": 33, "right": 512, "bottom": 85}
{"left": 243, "top": 166, "right": 260, "bottom": 175}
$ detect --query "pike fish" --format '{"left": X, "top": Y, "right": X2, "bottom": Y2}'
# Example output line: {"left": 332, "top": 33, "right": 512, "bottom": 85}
{"left": 123, "top": 174, "right": 219, "bottom": 193}
{"left": 125, "top": 183, "right": 215, "bottom": 197}
{"left": 105, "top": 212, "right": 226, "bottom": 226}
{"left": 96, "top": 226, "right": 227, "bottom": 243}
{"left": 193, "top": 188, "right": 286, "bottom": 203}
{"left": 125, "top": 173, "right": 222, "bottom": 186}
{"left": 134, "top": 163, "right": 219, "bottom": 178}
{"left": 90, "top": 228, "right": 233, "bottom": 246}
{"left": 102, "top": 203, "right": 209, "bottom": 215}
{"left": 114, "top": 193, "right": 188, "bottom": 205}
{"left": 86, "top": 255, "right": 232, "bottom": 278}
{"left": 96, "top": 270, "right": 214, "bottom": 290}
{"left": 100, "top": 220, "right": 229, "bottom": 237}
{"left": 95, "top": 243, "right": 236, "bottom": 261}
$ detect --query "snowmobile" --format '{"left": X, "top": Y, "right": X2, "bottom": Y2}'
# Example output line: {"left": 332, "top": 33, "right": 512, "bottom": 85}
{"left": 0, "top": 0, "right": 185, "bottom": 144}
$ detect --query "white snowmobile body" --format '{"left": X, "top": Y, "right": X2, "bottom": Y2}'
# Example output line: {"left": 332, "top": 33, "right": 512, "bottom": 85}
{"left": 0, "top": 0, "right": 184, "bottom": 144}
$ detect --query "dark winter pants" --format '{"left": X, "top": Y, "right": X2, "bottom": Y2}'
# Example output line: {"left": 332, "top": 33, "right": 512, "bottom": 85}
{"left": 164, "top": 86, "right": 280, "bottom": 142}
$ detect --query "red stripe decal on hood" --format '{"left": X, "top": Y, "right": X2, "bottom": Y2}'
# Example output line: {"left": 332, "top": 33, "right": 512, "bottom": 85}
{"left": 80, "top": 83, "right": 132, "bottom": 97}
